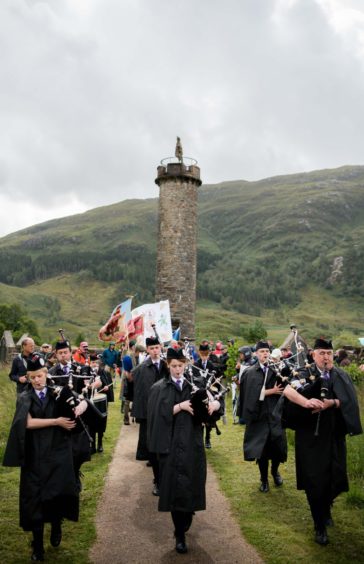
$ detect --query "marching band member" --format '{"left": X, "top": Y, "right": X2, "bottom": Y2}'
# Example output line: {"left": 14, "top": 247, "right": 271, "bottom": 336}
{"left": 88, "top": 353, "right": 114, "bottom": 453}
{"left": 282, "top": 338, "right": 362, "bottom": 545}
{"left": 3, "top": 355, "right": 80, "bottom": 562}
{"left": 131, "top": 337, "right": 169, "bottom": 495}
{"left": 147, "top": 347, "right": 222, "bottom": 554}
{"left": 240, "top": 340, "right": 287, "bottom": 493}
{"left": 49, "top": 340, "right": 91, "bottom": 486}
{"left": 194, "top": 342, "right": 216, "bottom": 449}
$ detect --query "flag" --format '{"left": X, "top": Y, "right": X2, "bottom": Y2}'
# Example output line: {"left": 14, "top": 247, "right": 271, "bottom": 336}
{"left": 172, "top": 327, "right": 181, "bottom": 341}
{"left": 98, "top": 298, "right": 133, "bottom": 343}
{"left": 127, "top": 315, "right": 144, "bottom": 341}
{"left": 131, "top": 300, "right": 172, "bottom": 344}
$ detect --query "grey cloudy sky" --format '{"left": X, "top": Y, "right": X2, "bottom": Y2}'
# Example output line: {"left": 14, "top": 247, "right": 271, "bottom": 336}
{"left": 1, "top": 0, "right": 364, "bottom": 236}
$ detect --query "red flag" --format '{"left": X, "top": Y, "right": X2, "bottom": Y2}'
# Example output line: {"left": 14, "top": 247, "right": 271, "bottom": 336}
{"left": 127, "top": 315, "right": 144, "bottom": 340}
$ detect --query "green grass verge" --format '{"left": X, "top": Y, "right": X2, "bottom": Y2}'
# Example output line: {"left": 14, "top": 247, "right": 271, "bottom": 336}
{"left": 207, "top": 390, "right": 364, "bottom": 564}
{"left": 0, "top": 372, "right": 123, "bottom": 563}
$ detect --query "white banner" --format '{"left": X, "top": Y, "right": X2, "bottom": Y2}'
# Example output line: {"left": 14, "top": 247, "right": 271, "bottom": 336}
{"left": 131, "top": 300, "right": 172, "bottom": 344}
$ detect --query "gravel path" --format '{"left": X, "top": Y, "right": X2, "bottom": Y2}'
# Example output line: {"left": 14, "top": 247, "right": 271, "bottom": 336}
{"left": 89, "top": 423, "right": 263, "bottom": 564}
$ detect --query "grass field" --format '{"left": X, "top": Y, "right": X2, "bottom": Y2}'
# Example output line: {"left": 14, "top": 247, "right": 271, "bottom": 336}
{"left": 0, "top": 371, "right": 363, "bottom": 563}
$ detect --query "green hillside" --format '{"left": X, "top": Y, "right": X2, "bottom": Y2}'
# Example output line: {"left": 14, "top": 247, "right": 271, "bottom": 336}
{"left": 0, "top": 165, "right": 363, "bottom": 344}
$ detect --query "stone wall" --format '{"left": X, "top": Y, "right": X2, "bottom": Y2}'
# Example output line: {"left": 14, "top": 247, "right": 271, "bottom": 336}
{"left": 155, "top": 174, "right": 199, "bottom": 339}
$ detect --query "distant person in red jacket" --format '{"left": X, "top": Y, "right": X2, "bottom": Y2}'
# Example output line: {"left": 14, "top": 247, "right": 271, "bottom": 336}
{"left": 73, "top": 342, "right": 89, "bottom": 365}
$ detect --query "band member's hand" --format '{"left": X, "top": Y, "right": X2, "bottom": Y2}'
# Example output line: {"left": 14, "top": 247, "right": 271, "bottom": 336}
{"left": 180, "top": 400, "right": 194, "bottom": 415}
{"left": 312, "top": 398, "right": 336, "bottom": 413}
{"left": 103, "top": 385, "right": 109, "bottom": 391}
{"left": 266, "top": 383, "right": 284, "bottom": 395}
{"left": 57, "top": 417, "right": 76, "bottom": 430}
{"left": 208, "top": 400, "right": 221, "bottom": 415}
{"left": 19, "top": 375, "right": 28, "bottom": 384}
{"left": 305, "top": 398, "right": 324, "bottom": 410}
{"left": 74, "top": 400, "right": 88, "bottom": 417}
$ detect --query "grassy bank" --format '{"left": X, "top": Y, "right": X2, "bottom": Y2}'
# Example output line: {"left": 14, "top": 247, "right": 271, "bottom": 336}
{"left": 0, "top": 371, "right": 123, "bottom": 564}
{"left": 207, "top": 387, "right": 364, "bottom": 564}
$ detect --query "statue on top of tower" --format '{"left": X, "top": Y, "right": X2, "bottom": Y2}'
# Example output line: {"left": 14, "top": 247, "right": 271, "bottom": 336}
{"left": 175, "top": 137, "right": 183, "bottom": 163}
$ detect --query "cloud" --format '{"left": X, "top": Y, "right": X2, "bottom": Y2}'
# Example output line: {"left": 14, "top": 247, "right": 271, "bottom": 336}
{"left": 0, "top": 0, "right": 364, "bottom": 235}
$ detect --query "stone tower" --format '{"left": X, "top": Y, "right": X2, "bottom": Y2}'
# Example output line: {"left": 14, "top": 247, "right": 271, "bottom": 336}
{"left": 155, "top": 139, "right": 202, "bottom": 339}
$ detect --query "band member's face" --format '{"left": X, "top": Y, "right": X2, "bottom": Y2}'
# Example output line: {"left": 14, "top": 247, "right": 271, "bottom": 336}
{"left": 313, "top": 349, "right": 334, "bottom": 370}
{"left": 22, "top": 339, "right": 35, "bottom": 355}
{"left": 199, "top": 352, "right": 209, "bottom": 361}
{"left": 147, "top": 344, "right": 161, "bottom": 360}
{"left": 257, "top": 349, "right": 270, "bottom": 364}
{"left": 28, "top": 369, "right": 47, "bottom": 390}
{"left": 56, "top": 347, "right": 72, "bottom": 364}
{"left": 168, "top": 359, "right": 186, "bottom": 379}
{"left": 90, "top": 361, "right": 98, "bottom": 370}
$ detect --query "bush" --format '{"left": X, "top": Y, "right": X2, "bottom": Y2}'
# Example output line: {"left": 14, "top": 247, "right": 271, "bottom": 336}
{"left": 241, "top": 319, "right": 267, "bottom": 343}
{"left": 345, "top": 364, "right": 364, "bottom": 385}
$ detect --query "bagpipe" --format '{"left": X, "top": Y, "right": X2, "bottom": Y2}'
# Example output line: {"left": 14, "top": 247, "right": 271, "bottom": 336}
{"left": 183, "top": 350, "right": 230, "bottom": 433}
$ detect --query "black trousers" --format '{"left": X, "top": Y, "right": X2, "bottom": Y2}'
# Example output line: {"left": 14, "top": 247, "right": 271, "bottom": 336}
{"left": 258, "top": 456, "right": 280, "bottom": 482}
{"left": 306, "top": 491, "right": 332, "bottom": 531}
{"left": 171, "top": 511, "right": 194, "bottom": 539}
{"left": 136, "top": 419, "right": 149, "bottom": 460}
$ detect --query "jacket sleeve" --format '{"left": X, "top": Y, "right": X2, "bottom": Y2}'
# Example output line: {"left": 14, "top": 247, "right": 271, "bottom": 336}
{"left": 2, "top": 394, "right": 30, "bottom": 467}
{"left": 9, "top": 356, "right": 26, "bottom": 383}
{"left": 333, "top": 369, "right": 363, "bottom": 436}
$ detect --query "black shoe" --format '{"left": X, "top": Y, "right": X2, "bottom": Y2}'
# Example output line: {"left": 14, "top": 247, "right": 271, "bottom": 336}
{"left": 315, "top": 528, "right": 329, "bottom": 546}
{"left": 124, "top": 420, "right": 130, "bottom": 425}
{"left": 152, "top": 485, "right": 160, "bottom": 496}
{"left": 146, "top": 461, "right": 152, "bottom": 467}
{"left": 175, "top": 537, "right": 188, "bottom": 554}
{"left": 205, "top": 441, "right": 211, "bottom": 449}
{"left": 31, "top": 550, "right": 44, "bottom": 561}
{"left": 259, "top": 481, "right": 269, "bottom": 493}
{"left": 97, "top": 445, "right": 104, "bottom": 453}
{"left": 50, "top": 522, "right": 62, "bottom": 547}
{"left": 272, "top": 472, "right": 283, "bottom": 487}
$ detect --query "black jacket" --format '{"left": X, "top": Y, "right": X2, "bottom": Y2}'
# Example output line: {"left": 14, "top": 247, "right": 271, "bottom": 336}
{"left": 131, "top": 357, "right": 168, "bottom": 420}
{"left": 9, "top": 354, "right": 30, "bottom": 394}
{"left": 3, "top": 387, "right": 79, "bottom": 530}
{"left": 241, "top": 363, "right": 287, "bottom": 461}
{"left": 281, "top": 366, "right": 362, "bottom": 497}
{"left": 147, "top": 377, "right": 206, "bottom": 512}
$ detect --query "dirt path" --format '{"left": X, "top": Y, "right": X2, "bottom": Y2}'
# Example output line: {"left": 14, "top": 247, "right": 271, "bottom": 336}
{"left": 89, "top": 423, "right": 263, "bottom": 564}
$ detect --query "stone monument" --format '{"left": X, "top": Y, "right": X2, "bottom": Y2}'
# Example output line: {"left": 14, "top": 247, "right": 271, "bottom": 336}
{"left": 155, "top": 138, "right": 202, "bottom": 339}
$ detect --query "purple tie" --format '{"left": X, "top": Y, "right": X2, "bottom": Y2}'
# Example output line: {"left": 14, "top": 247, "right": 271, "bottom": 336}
{"left": 63, "top": 365, "right": 69, "bottom": 375}
{"left": 39, "top": 391, "right": 45, "bottom": 402}
{"left": 176, "top": 380, "right": 182, "bottom": 391}
{"left": 322, "top": 370, "right": 330, "bottom": 381}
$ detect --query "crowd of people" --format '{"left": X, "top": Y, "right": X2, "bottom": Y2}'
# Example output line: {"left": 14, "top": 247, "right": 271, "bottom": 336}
{"left": 3, "top": 331, "right": 363, "bottom": 559}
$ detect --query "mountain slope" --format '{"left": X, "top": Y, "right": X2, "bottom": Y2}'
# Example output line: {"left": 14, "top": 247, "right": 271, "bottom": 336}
{"left": 0, "top": 165, "right": 363, "bottom": 342}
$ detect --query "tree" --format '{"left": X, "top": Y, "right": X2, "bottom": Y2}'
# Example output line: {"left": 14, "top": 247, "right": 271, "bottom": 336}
{"left": 0, "top": 303, "right": 40, "bottom": 342}
{"left": 242, "top": 319, "right": 267, "bottom": 344}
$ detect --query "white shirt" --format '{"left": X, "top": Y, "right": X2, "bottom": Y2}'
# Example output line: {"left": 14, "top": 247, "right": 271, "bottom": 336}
{"left": 172, "top": 376, "right": 184, "bottom": 388}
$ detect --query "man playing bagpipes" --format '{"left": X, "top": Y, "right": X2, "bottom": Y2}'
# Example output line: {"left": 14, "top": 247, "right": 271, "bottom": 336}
{"left": 48, "top": 340, "right": 91, "bottom": 487}
{"left": 3, "top": 355, "right": 83, "bottom": 561}
{"left": 87, "top": 353, "right": 114, "bottom": 453}
{"left": 240, "top": 340, "right": 287, "bottom": 493}
{"left": 280, "top": 338, "right": 362, "bottom": 546}
{"left": 193, "top": 342, "right": 221, "bottom": 449}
